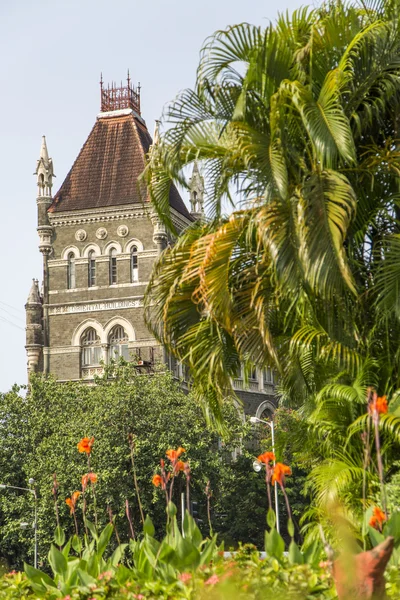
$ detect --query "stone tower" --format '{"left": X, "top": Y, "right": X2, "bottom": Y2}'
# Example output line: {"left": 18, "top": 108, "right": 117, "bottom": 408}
{"left": 25, "top": 279, "right": 43, "bottom": 376}
{"left": 25, "top": 76, "right": 193, "bottom": 382}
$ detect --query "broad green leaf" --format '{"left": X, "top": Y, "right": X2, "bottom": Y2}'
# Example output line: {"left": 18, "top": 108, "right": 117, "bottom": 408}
{"left": 48, "top": 545, "right": 68, "bottom": 578}
{"left": 54, "top": 526, "right": 65, "bottom": 547}
{"left": 265, "top": 528, "right": 285, "bottom": 559}
{"left": 143, "top": 515, "right": 155, "bottom": 537}
{"left": 288, "top": 540, "right": 304, "bottom": 565}
{"left": 97, "top": 523, "right": 114, "bottom": 559}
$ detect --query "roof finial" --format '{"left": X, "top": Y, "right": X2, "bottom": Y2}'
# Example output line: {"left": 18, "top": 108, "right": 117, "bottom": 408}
{"left": 100, "top": 72, "right": 103, "bottom": 89}
{"left": 100, "top": 73, "right": 141, "bottom": 114}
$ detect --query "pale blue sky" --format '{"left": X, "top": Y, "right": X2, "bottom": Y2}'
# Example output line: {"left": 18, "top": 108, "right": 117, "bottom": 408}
{"left": 0, "top": 0, "right": 302, "bottom": 391}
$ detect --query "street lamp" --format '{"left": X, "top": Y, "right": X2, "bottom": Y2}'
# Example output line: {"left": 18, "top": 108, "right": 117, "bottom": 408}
{"left": 250, "top": 416, "right": 280, "bottom": 534}
{"left": 0, "top": 481, "right": 38, "bottom": 568}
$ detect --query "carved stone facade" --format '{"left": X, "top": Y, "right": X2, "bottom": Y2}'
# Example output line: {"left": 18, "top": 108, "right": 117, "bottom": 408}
{"left": 25, "top": 79, "right": 276, "bottom": 416}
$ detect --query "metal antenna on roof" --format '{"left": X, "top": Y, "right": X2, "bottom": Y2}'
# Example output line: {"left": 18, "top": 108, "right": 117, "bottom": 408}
{"left": 100, "top": 72, "right": 103, "bottom": 90}
{"left": 127, "top": 69, "right": 131, "bottom": 89}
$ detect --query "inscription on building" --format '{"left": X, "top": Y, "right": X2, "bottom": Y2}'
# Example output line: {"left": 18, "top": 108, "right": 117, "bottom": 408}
{"left": 49, "top": 299, "right": 143, "bottom": 315}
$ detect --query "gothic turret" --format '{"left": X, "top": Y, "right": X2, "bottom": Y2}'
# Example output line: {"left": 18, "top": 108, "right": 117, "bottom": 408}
{"left": 35, "top": 136, "right": 54, "bottom": 375}
{"left": 35, "top": 136, "right": 54, "bottom": 253}
{"left": 189, "top": 161, "right": 204, "bottom": 220}
{"left": 25, "top": 279, "right": 43, "bottom": 377}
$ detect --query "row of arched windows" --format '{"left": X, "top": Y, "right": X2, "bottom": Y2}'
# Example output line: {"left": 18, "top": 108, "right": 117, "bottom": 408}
{"left": 81, "top": 325, "right": 130, "bottom": 366}
{"left": 67, "top": 246, "right": 138, "bottom": 289}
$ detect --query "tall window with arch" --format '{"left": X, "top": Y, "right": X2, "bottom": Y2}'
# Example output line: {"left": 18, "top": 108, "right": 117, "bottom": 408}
{"left": 67, "top": 252, "right": 76, "bottom": 289}
{"left": 88, "top": 250, "right": 96, "bottom": 287}
{"left": 81, "top": 328, "right": 102, "bottom": 367}
{"left": 108, "top": 325, "right": 130, "bottom": 361}
{"left": 131, "top": 245, "right": 138, "bottom": 282}
{"left": 109, "top": 248, "right": 117, "bottom": 284}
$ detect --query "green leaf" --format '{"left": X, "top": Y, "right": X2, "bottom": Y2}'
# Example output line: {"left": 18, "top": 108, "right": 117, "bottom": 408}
{"left": 107, "top": 544, "right": 127, "bottom": 568}
{"left": 85, "top": 519, "right": 98, "bottom": 542}
{"left": 24, "top": 563, "right": 57, "bottom": 589}
{"left": 143, "top": 515, "right": 155, "bottom": 537}
{"left": 265, "top": 528, "right": 285, "bottom": 559}
{"left": 54, "top": 526, "right": 66, "bottom": 547}
{"left": 385, "top": 510, "right": 400, "bottom": 547}
{"left": 97, "top": 523, "right": 114, "bottom": 559}
{"left": 368, "top": 525, "right": 385, "bottom": 547}
{"left": 288, "top": 540, "right": 304, "bottom": 565}
{"left": 76, "top": 568, "right": 97, "bottom": 588}
{"left": 167, "top": 501, "right": 177, "bottom": 517}
{"left": 71, "top": 534, "right": 82, "bottom": 554}
{"left": 267, "top": 508, "right": 276, "bottom": 529}
{"left": 287, "top": 518, "right": 294, "bottom": 538}
{"left": 48, "top": 545, "right": 68, "bottom": 578}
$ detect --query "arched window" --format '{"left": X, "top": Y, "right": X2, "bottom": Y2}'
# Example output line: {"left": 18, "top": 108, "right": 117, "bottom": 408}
{"left": 108, "top": 325, "right": 129, "bottom": 361}
{"left": 109, "top": 248, "right": 117, "bottom": 284}
{"left": 131, "top": 245, "right": 138, "bottom": 282}
{"left": 88, "top": 251, "right": 96, "bottom": 287}
{"left": 81, "top": 328, "right": 101, "bottom": 366}
{"left": 67, "top": 253, "right": 76, "bottom": 289}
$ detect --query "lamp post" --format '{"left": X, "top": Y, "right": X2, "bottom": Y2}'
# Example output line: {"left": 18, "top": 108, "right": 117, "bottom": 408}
{"left": 250, "top": 416, "right": 280, "bottom": 534}
{"left": 0, "top": 480, "right": 38, "bottom": 568}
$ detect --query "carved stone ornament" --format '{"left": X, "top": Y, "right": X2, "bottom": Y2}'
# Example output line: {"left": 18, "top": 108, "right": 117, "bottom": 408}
{"left": 117, "top": 225, "right": 129, "bottom": 237}
{"left": 75, "top": 229, "right": 87, "bottom": 242}
{"left": 96, "top": 227, "right": 108, "bottom": 240}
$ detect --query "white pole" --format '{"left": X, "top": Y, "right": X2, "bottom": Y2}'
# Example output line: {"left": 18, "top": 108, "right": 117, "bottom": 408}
{"left": 270, "top": 421, "right": 280, "bottom": 534}
{"left": 33, "top": 489, "right": 38, "bottom": 569}
{"left": 181, "top": 492, "right": 185, "bottom": 537}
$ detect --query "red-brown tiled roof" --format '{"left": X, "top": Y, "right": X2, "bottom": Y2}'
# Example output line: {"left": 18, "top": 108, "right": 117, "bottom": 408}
{"left": 48, "top": 111, "right": 192, "bottom": 219}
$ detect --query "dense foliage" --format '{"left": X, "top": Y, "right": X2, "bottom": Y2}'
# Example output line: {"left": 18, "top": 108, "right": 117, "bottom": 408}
{"left": 142, "top": 0, "right": 400, "bottom": 535}
{"left": 0, "top": 366, "right": 310, "bottom": 569}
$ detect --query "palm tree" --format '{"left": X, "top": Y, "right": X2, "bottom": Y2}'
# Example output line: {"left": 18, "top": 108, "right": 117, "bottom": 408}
{"left": 144, "top": 0, "right": 400, "bottom": 431}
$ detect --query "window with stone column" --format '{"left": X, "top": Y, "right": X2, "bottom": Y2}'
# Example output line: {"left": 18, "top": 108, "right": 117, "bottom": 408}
{"left": 81, "top": 328, "right": 102, "bottom": 378}
{"left": 108, "top": 325, "right": 130, "bottom": 361}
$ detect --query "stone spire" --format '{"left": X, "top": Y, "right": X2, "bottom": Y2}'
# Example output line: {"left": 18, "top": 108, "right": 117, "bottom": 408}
{"left": 35, "top": 136, "right": 54, "bottom": 199}
{"left": 25, "top": 279, "right": 43, "bottom": 377}
{"left": 189, "top": 161, "right": 205, "bottom": 220}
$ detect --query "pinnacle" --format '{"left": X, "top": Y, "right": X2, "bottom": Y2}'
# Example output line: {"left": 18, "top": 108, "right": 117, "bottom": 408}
{"left": 40, "top": 135, "right": 49, "bottom": 163}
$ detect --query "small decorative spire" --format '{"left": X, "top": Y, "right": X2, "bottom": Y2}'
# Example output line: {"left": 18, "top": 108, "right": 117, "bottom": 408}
{"left": 189, "top": 161, "right": 205, "bottom": 219}
{"left": 35, "top": 135, "right": 54, "bottom": 198}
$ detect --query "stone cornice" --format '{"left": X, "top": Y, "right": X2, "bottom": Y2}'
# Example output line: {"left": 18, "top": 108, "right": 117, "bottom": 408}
{"left": 48, "top": 204, "right": 192, "bottom": 231}
{"left": 48, "top": 204, "right": 150, "bottom": 227}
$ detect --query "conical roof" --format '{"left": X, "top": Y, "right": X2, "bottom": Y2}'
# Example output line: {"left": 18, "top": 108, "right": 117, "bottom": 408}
{"left": 26, "top": 279, "right": 41, "bottom": 305}
{"left": 48, "top": 110, "right": 191, "bottom": 219}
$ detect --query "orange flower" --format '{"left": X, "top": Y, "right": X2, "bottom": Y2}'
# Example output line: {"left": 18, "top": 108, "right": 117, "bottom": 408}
{"left": 368, "top": 392, "right": 388, "bottom": 416}
{"left": 152, "top": 474, "right": 162, "bottom": 487}
{"left": 82, "top": 472, "right": 98, "bottom": 490}
{"left": 271, "top": 463, "right": 292, "bottom": 486}
{"left": 166, "top": 447, "right": 186, "bottom": 461}
{"left": 376, "top": 396, "right": 388, "bottom": 415}
{"left": 175, "top": 460, "right": 185, "bottom": 472}
{"left": 369, "top": 506, "right": 386, "bottom": 530}
{"left": 77, "top": 437, "right": 95, "bottom": 454}
{"left": 65, "top": 491, "right": 81, "bottom": 514}
{"left": 257, "top": 452, "right": 275, "bottom": 464}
